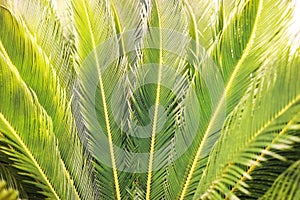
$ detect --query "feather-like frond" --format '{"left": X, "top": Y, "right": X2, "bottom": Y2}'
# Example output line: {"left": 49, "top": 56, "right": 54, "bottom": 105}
{"left": 0, "top": 3, "right": 97, "bottom": 199}
{"left": 194, "top": 34, "right": 300, "bottom": 199}
{"left": 175, "top": 0, "right": 297, "bottom": 199}
{"left": 1, "top": 0, "right": 300, "bottom": 199}
{"left": 260, "top": 160, "right": 300, "bottom": 199}
{"left": 0, "top": 49, "right": 80, "bottom": 199}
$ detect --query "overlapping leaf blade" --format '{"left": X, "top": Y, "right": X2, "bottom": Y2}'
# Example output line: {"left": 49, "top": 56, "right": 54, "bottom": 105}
{"left": 194, "top": 33, "right": 300, "bottom": 199}
{"left": 0, "top": 2, "right": 97, "bottom": 199}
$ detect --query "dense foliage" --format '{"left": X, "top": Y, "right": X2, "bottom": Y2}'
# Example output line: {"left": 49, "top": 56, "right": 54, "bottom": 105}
{"left": 0, "top": 0, "right": 300, "bottom": 199}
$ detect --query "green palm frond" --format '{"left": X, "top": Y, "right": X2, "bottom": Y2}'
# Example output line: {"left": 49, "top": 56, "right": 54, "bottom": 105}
{"left": 138, "top": 1, "right": 189, "bottom": 199}
{"left": 194, "top": 41, "right": 300, "bottom": 199}
{"left": 0, "top": 0, "right": 300, "bottom": 199}
{"left": 0, "top": 52, "right": 80, "bottom": 198}
{"left": 260, "top": 159, "right": 300, "bottom": 199}
{"left": 174, "top": 0, "right": 298, "bottom": 199}
{"left": 183, "top": 0, "right": 219, "bottom": 49}
{"left": 0, "top": 163, "right": 27, "bottom": 198}
{"left": 6, "top": 0, "right": 76, "bottom": 91}
{"left": 0, "top": 2, "right": 97, "bottom": 199}
{"left": 71, "top": 0, "right": 123, "bottom": 199}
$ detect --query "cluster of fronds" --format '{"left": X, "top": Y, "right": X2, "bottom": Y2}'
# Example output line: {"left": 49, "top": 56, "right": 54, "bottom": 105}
{"left": 0, "top": 0, "right": 300, "bottom": 199}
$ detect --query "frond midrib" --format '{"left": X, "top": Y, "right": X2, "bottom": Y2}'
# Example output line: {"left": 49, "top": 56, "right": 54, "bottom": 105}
{"left": 0, "top": 41, "right": 81, "bottom": 200}
{"left": 202, "top": 94, "right": 300, "bottom": 199}
{"left": 146, "top": 0, "right": 163, "bottom": 199}
{"left": 0, "top": 114, "right": 61, "bottom": 200}
{"left": 229, "top": 95, "right": 300, "bottom": 196}
{"left": 178, "top": 0, "right": 263, "bottom": 198}
{"left": 80, "top": 1, "right": 121, "bottom": 199}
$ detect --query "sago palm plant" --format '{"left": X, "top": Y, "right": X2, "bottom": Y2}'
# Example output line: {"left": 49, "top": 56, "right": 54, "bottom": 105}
{"left": 0, "top": 0, "right": 300, "bottom": 199}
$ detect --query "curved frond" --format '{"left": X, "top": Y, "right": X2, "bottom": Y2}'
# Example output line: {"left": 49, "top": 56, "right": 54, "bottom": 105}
{"left": 183, "top": 0, "right": 219, "bottom": 50}
{"left": 194, "top": 37, "right": 300, "bottom": 199}
{"left": 175, "top": 0, "right": 297, "bottom": 198}
{"left": 0, "top": 162, "right": 27, "bottom": 198}
{"left": 130, "top": 1, "right": 190, "bottom": 199}
{"left": 7, "top": 0, "right": 76, "bottom": 91}
{"left": 0, "top": 5, "right": 97, "bottom": 199}
{"left": 260, "top": 160, "right": 300, "bottom": 200}
{"left": 0, "top": 51, "right": 80, "bottom": 199}
{"left": 1, "top": 0, "right": 300, "bottom": 199}
{"left": 71, "top": 0, "right": 122, "bottom": 199}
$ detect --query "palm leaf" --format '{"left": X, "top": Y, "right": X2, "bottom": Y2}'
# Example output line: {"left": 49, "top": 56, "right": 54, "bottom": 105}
{"left": 0, "top": 4, "right": 97, "bottom": 199}
{"left": 174, "top": 0, "right": 298, "bottom": 199}
{"left": 0, "top": 161, "right": 27, "bottom": 198}
{"left": 128, "top": 1, "right": 191, "bottom": 199}
{"left": 7, "top": 0, "right": 76, "bottom": 91}
{"left": 183, "top": 0, "right": 219, "bottom": 50}
{"left": 71, "top": 0, "right": 123, "bottom": 199}
{"left": 0, "top": 49, "right": 80, "bottom": 199}
{"left": 194, "top": 34, "right": 300, "bottom": 199}
{"left": 1, "top": 0, "right": 300, "bottom": 199}
{"left": 260, "top": 160, "right": 300, "bottom": 200}
{"left": 72, "top": 0, "right": 154, "bottom": 199}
